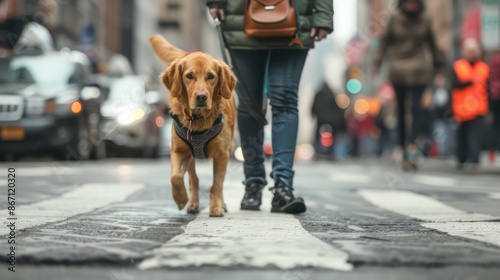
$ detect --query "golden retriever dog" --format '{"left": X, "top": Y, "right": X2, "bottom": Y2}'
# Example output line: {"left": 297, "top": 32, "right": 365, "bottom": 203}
{"left": 149, "top": 35, "right": 237, "bottom": 217}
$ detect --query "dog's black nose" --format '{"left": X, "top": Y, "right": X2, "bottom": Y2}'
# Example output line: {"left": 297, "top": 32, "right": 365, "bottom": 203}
{"left": 196, "top": 93, "right": 208, "bottom": 102}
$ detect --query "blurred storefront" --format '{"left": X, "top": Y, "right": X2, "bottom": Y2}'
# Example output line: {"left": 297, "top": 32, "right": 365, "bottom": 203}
{"left": 0, "top": 0, "right": 207, "bottom": 75}
{"left": 0, "top": 0, "right": 134, "bottom": 71}
{"left": 463, "top": 0, "right": 500, "bottom": 51}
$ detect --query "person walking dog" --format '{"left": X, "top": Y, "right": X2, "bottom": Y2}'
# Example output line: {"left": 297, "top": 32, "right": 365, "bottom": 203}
{"left": 206, "top": 0, "right": 333, "bottom": 213}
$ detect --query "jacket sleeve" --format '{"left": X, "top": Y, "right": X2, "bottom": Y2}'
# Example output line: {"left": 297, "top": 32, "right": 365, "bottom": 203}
{"left": 205, "top": 0, "right": 226, "bottom": 7}
{"left": 373, "top": 17, "right": 393, "bottom": 72}
{"left": 312, "top": 0, "right": 334, "bottom": 33}
{"left": 450, "top": 66, "right": 473, "bottom": 90}
{"left": 426, "top": 19, "right": 445, "bottom": 74}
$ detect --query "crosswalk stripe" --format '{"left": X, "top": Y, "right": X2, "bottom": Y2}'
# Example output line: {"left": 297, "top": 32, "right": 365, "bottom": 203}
{"left": 329, "top": 173, "right": 371, "bottom": 184}
{"left": 411, "top": 175, "right": 457, "bottom": 187}
{"left": 423, "top": 222, "right": 500, "bottom": 247}
{"left": 0, "top": 183, "right": 144, "bottom": 236}
{"left": 358, "top": 190, "right": 496, "bottom": 222}
{"left": 490, "top": 193, "right": 500, "bottom": 200}
{"left": 358, "top": 190, "right": 500, "bottom": 247}
{"left": 139, "top": 183, "right": 353, "bottom": 271}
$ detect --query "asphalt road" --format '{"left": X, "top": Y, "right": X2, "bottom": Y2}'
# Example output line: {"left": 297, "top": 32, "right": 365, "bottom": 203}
{"left": 0, "top": 157, "right": 499, "bottom": 280}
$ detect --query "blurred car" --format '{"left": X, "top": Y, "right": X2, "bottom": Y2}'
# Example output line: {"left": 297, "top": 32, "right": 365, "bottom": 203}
{"left": 0, "top": 50, "right": 104, "bottom": 161}
{"left": 98, "top": 75, "right": 164, "bottom": 158}
{"left": 160, "top": 114, "right": 173, "bottom": 157}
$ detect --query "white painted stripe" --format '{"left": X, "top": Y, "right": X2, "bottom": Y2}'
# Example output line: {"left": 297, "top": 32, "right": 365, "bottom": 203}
{"left": 359, "top": 190, "right": 500, "bottom": 247}
{"left": 0, "top": 183, "right": 144, "bottom": 235}
{"left": 412, "top": 175, "right": 457, "bottom": 187}
{"left": 489, "top": 193, "right": 500, "bottom": 200}
{"left": 324, "top": 205, "right": 339, "bottom": 211}
{"left": 344, "top": 164, "right": 364, "bottom": 171}
{"left": 423, "top": 222, "right": 500, "bottom": 247}
{"left": 139, "top": 184, "right": 352, "bottom": 271}
{"left": 329, "top": 173, "right": 371, "bottom": 184}
{"left": 22, "top": 166, "right": 79, "bottom": 177}
{"left": 358, "top": 190, "right": 496, "bottom": 222}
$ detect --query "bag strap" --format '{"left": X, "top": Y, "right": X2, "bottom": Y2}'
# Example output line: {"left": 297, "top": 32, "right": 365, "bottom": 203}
{"left": 288, "top": 0, "right": 304, "bottom": 47}
{"left": 214, "top": 18, "right": 268, "bottom": 125}
{"left": 293, "top": 0, "right": 301, "bottom": 25}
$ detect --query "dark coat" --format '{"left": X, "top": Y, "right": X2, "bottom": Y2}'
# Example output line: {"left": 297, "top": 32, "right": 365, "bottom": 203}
{"left": 373, "top": 12, "right": 445, "bottom": 86}
{"left": 311, "top": 85, "right": 346, "bottom": 133}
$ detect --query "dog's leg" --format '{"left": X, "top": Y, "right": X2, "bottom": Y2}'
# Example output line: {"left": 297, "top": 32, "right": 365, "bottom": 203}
{"left": 170, "top": 152, "right": 190, "bottom": 210}
{"left": 209, "top": 151, "right": 229, "bottom": 217}
{"left": 186, "top": 158, "right": 200, "bottom": 214}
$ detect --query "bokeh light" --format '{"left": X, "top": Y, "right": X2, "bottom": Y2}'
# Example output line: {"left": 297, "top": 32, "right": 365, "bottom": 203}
{"left": 368, "top": 99, "right": 381, "bottom": 116}
{"left": 347, "top": 79, "right": 363, "bottom": 94}
{"left": 295, "top": 144, "right": 316, "bottom": 161}
{"left": 335, "top": 93, "right": 351, "bottom": 109}
{"left": 320, "top": 132, "right": 334, "bottom": 148}
{"left": 71, "top": 101, "right": 82, "bottom": 114}
{"left": 155, "top": 115, "right": 164, "bottom": 127}
{"left": 234, "top": 146, "right": 245, "bottom": 162}
{"left": 132, "top": 108, "right": 145, "bottom": 120}
{"left": 354, "top": 99, "right": 370, "bottom": 115}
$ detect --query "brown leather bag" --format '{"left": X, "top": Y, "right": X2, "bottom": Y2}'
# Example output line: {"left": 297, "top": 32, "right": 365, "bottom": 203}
{"left": 244, "top": 0, "right": 298, "bottom": 38}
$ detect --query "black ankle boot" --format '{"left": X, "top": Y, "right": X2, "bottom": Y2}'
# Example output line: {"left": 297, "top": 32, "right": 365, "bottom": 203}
{"left": 240, "top": 182, "right": 265, "bottom": 210}
{"left": 270, "top": 183, "right": 306, "bottom": 214}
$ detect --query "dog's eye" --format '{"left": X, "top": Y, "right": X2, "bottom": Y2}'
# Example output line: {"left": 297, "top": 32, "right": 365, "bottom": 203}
{"left": 207, "top": 73, "right": 215, "bottom": 80}
{"left": 186, "top": 74, "right": 194, "bottom": 79}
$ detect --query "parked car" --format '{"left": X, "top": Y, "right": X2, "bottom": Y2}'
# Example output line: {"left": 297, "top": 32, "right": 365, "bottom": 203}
{"left": 0, "top": 50, "right": 104, "bottom": 161}
{"left": 98, "top": 75, "right": 164, "bottom": 158}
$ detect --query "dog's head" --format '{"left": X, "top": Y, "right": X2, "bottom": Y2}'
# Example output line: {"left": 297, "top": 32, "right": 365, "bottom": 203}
{"left": 161, "top": 52, "right": 237, "bottom": 110}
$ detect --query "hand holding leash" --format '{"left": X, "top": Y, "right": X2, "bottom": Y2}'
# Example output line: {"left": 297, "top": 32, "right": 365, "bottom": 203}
{"left": 209, "top": 7, "right": 225, "bottom": 21}
{"left": 310, "top": 27, "right": 329, "bottom": 42}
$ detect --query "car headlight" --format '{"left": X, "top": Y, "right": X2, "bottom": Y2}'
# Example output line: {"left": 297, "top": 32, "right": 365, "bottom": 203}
{"left": 116, "top": 107, "right": 146, "bottom": 125}
{"left": 26, "top": 97, "right": 45, "bottom": 116}
{"left": 47, "top": 99, "right": 82, "bottom": 115}
{"left": 48, "top": 92, "right": 82, "bottom": 115}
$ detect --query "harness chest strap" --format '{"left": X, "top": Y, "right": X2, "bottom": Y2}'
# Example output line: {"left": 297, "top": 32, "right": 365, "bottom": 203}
{"left": 171, "top": 114, "right": 225, "bottom": 159}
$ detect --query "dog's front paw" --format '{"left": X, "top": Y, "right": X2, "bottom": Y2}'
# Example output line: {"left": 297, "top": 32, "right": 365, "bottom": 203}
{"left": 209, "top": 206, "right": 224, "bottom": 217}
{"left": 172, "top": 188, "right": 189, "bottom": 210}
{"left": 186, "top": 201, "right": 199, "bottom": 214}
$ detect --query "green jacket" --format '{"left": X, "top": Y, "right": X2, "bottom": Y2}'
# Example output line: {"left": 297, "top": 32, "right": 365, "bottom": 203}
{"left": 207, "top": 0, "right": 334, "bottom": 49}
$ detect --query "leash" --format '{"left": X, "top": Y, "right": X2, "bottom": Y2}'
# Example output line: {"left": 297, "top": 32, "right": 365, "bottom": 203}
{"left": 214, "top": 17, "right": 268, "bottom": 126}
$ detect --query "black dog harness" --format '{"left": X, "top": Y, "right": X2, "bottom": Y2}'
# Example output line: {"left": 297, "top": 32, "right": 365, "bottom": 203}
{"left": 171, "top": 113, "right": 224, "bottom": 159}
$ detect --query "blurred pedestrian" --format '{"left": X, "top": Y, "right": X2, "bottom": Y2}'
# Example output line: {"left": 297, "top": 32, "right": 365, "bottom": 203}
{"left": 489, "top": 53, "right": 500, "bottom": 156}
{"left": 375, "top": 94, "right": 398, "bottom": 158}
{"left": 346, "top": 106, "right": 376, "bottom": 157}
{"left": 311, "top": 83, "right": 348, "bottom": 160}
{"left": 451, "top": 38, "right": 490, "bottom": 172}
{"left": 432, "top": 74, "right": 454, "bottom": 157}
{"left": 207, "top": 0, "right": 333, "bottom": 213}
{"left": 373, "top": 0, "right": 444, "bottom": 170}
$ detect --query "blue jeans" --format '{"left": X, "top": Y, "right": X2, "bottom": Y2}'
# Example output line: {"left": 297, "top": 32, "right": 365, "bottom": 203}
{"left": 232, "top": 49, "right": 309, "bottom": 188}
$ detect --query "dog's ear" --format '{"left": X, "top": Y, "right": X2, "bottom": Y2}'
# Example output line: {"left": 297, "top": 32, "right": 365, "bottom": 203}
{"left": 217, "top": 60, "right": 237, "bottom": 100}
{"left": 161, "top": 59, "right": 185, "bottom": 98}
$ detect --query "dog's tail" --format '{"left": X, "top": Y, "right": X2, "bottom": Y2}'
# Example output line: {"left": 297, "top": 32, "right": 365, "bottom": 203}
{"left": 149, "top": 34, "right": 187, "bottom": 65}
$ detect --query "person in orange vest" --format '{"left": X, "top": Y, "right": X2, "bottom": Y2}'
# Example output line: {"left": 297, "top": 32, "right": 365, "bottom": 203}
{"left": 451, "top": 38, "right": 490, "bottom": 171}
